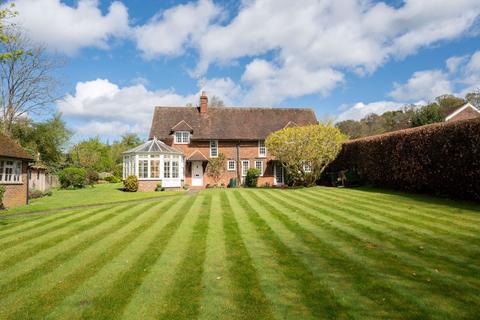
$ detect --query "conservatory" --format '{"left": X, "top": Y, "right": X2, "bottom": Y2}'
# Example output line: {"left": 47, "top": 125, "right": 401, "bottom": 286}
{"left": 122, "top": 137, "right": 184, "bottom": 190}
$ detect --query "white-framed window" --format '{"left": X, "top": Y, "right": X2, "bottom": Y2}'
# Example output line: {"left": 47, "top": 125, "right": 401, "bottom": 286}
{"left": 210, "top": 140, "right": 218, "bottom": 158}
{"left": 138, "top": 159, "right": 148, "bottom": 179}
{"left": 164, "top": 157, "right": 171, "bottom": 178}
{"left": 174, "top": 131, "right": 190, "bottom": 144}
{"left": 254, "top": 160, "right": 264, "bottom": 176}
{"left": 303, "top": 162, "right": 312, "bottom": 173}
{"left": 258, "top": 140, "right": 266, "bottom": 157}
{"left": 241, "top": 160, "right": 250, "bottom": 176}
{"left": 150, "top": 159, "right": 160, "bottom": 178}
{"left": 227, "top": 160, "right": 236, "bottom": 171}
{"left": 172, "top": 158, "right": 179, "bottom": 178}
{"left": 0, "top": 159, "right": 22, "bottom": 183}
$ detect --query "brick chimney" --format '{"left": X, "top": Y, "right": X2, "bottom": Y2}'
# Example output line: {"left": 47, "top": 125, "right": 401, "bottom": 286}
{"left": 200, "top": 91, "right": 208, "bottom": 113}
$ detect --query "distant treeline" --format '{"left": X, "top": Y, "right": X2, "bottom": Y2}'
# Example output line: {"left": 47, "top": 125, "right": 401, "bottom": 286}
{"left": 336, "top": 92, "right": 480, "bottom": 139}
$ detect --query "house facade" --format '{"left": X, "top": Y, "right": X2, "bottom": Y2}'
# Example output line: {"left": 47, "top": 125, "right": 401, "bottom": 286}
{"left": 0, "top": 133, "right": 33, "bottom": 208}
{"left": 123, "top": 93, "right": 318, "bottom": 190}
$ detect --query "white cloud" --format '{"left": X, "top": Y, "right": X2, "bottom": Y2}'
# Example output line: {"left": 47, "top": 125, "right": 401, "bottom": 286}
{"left": 336, "top": 101, "right": 407, "bottom": 122}
{"left": 11, "top": 0, "right": 130, "bottom": 55}
{"left": 58, "top": 79, "right": 198, "bottom": 138}
{"left": 389, "top": 70, "right": 452, "bottom": 101}
{"left": 134, "top": 0, "right": 221, "bottom": 58}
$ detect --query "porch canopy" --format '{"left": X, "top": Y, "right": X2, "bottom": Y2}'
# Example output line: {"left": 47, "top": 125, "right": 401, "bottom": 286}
{"left": 122, "top": 137, "right": 184, "bottom": 188}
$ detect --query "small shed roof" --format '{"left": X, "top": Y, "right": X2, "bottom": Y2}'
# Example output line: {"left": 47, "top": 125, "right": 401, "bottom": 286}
{"left": 0, "top": 133, "right": 33, "bottom": 160}
{"left": 123, "top": 137, "right": 182, "bottom": 155}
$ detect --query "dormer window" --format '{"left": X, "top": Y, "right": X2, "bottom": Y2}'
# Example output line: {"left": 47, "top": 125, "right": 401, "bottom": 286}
{"left": 174, "top": 131, "right": 190, "bottom": 144}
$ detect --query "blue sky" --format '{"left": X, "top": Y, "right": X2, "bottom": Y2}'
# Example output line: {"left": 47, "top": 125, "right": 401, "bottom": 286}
{"left": 10, "top": 0, "right": 480, "bottom": 140}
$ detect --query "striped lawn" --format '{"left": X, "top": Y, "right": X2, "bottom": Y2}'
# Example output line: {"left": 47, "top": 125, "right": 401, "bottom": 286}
{"left": 0, "top": 187, "right": 479, "bottom": 319}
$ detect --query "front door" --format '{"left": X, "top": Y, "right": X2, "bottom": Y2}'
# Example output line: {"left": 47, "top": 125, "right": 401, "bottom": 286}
{"left": 274, "top": 162, "right": 284, "bottom": 186}
{"left": 192, "top": 161, "right": 203, "bottom": 186}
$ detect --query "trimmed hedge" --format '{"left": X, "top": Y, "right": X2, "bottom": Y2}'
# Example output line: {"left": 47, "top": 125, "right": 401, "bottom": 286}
{"left": 328, "top": 118, "right": 480, "bottom": 201}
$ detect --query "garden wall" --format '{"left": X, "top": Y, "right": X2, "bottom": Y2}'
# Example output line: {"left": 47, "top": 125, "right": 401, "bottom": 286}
{"left": 328, "top": 118, "right": 480, "bottom": 201}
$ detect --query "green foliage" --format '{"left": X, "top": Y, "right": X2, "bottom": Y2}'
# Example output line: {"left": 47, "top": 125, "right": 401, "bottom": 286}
{"left": 266, "top": 124, "right": 346, "bottom": 186}
{"left": 0, "top": 3, "right": 20, "bottom": 62}
{"left": 0, "top": 184, "right": 5, "bottom": 209}
{"left": 465, "top": 91, "right": 480, "bottom": 108}
{"left": 11, "top": 114, "right": 71, "bottom": 171}
{"left": 206, "top": 153, "right": 226, "bottom": 185}
{"left": 29, "top": 189, "right": 52, "bottom": 199}
{"left": 411, "top": 103, "right": 444, "bottom": 127}
{"left": 124, "top": 175, "right": 139, "bottom": 192}
{"left": 59, "top": 167, "right": 87, "bottom": 189}
{"left": 104, "top": 175, "right": 121, "bottom": 183}
{"left": 244, "top": 168, "right": 260, "bottom": 188}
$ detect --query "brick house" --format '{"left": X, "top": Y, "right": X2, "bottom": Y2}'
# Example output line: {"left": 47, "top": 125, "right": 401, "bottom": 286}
{"left": 445, "top": 102, "right": 480, "bottom": 122}
{"left": 123, "top": 93, "right": 318, "bottom": 190}
{"left": 0, "top": 133, "right": 33, "bottom": 208}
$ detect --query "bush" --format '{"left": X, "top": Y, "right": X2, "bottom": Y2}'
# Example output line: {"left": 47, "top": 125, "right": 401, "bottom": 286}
{"left": 59, "top": 167, "right": 87, "bottom": 189}
{"left": 124, "top": 175, "right": 139, "bottom": 192}
{"left": 86, "top": 170, "right": 99, "bottom": 186}
{"left": 0, "top": 185, "right": 5, "bottom": 209}
{"left": 245, "top": 168, "right": 261, "bottom": 188}
{"left": 328, "top": 118, "right": 480, "bottom": 201}
{"left": 104, "top": 175, "right": 121, "bottom": 183}
{"left": 29, "top": 189, "right": 54, "bottom": 199}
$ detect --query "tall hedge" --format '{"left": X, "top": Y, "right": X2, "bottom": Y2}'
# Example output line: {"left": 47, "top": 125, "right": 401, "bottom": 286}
{"left": 328, "top": 118, "right": 480, "bottom": 201}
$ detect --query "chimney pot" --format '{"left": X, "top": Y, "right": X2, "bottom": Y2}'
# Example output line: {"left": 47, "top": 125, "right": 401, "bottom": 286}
{"left": 200, "top": 92, "right": 208, "bottom": 113}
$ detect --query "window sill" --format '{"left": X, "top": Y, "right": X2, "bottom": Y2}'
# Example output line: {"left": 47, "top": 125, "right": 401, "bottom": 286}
{"left": 0, "top": 181, "right": 23, "bottom": 185}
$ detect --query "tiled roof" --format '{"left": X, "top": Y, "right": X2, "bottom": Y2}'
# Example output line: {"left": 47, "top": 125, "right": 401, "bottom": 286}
{"left": 0, "top": 133, "right": 33, "bottom": 160}
{"left": 149, "top": 106, "right": 318, "bottom": 140}
{"left": 186, "top": 150, "right": 208, "bottom": 161}
{"left": 123, "top": 137, "right": 182, "bottom": 154}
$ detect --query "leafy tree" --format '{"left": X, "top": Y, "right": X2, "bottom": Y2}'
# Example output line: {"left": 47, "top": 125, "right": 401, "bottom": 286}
{"left": 58, "top": 167, "right": 87, "bottom": 189}
{"left": 435, "top": 94, "right": 465, "bottom": 117}
{"left": 70, "top": 137, "right": 112, "bottom": 173}
{"left": 245, "top": 168, "right": 260, "bottom": 188}
{"left": 335, "top": 120, "right": 364, "bottom": 139}
{"left": 266, "top": 124, "right": 346, "bottom": 186}
{"left": 10, "top": 113, "right": 71, "bottom": 171}
{"left": 206, "top": 153, "right": 225, "bottom": 185}
{"left": 411, "top": 103, "right": 444, "bottom": 127}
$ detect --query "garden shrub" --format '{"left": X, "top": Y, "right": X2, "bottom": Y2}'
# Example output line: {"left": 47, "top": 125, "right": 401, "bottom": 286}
{"left": 104, "top": 175, "right": 121, "bottom": 183}
{"left": 86, "top": 170, "right": 99, "bottom": 186}
{"left": 245, "top": 168, "right": 261, "bottom": 188}
{"left": 0, "top": 185, "right": 5, "bottom": 209}
{"left": 328, "top": 118, "right": 480, "bottom": 201}
{"left": 59, "top": 167, "right": 87, "bottom": 189}
{"left": 124, "top": 175, "right": 139, "bottom": 192}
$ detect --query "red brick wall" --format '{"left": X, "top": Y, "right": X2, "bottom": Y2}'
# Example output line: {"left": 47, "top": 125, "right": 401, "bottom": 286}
{"left": 447, "top": 108, "right": 480, "bottom": 122}
{"left": 2, "top": 160, "right": 29, "bottom": 208}
{"left": 171, "top": 139, "right": 276, "bottom": 187}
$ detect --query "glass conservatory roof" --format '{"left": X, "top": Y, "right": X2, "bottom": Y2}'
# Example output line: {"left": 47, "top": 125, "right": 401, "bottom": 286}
{"left": 123, "top": 137, "right": 183, "bottom": 155}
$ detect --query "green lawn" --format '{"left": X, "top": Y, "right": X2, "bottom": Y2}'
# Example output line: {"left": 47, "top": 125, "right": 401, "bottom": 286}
{"left": 0, "top": 187, "right": 479, "bottom": 319}
{"left": 4, "top": 183, "right": 182, "bottom": 215}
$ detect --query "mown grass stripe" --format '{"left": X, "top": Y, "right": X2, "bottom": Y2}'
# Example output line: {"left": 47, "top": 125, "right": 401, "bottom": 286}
{"left": 273, "top": 189, "right": 480, "bottom": 280}
{"left": 0, "top": 202, "right": 158, "bottom": 300}
{"left": 156, "top": 193, "right": 212, "bottom": 319}
{"left": 0, "top": 204, "right": 135, "bottom": 272}
{"left": 258, "top": 189, "right": 479, "bottom": 318}
{"left": 0, "top": 209, "right": 84, "bottom": 241}
{"left": 326, "top": 187, "right": 480, "bottom": 230}
{"left": 245, "top": 189, "right": 436, "bottom": 319}
{"left": 2, "top": 199, "right": 178, "bottom": 320}
{"left": 0, "top": 206, "right": 113, "bottom": 251}
{"left": 76, "top": 195, "right": 198, "bottom": 320}
{"left": 220, "top": 191, "right": 274, "bottom": 320}
{"left": 198, "top": 192, "right": 236, "bottom": 320}
{"left": 315, "top": 188, "right": 480, "bottom": 237}
{"left": 233, "top": 190, "right": 348, "bottom": 320}
{"left": 299, "top": 189, "right": 480, "bottom": 259}
{"left": 336, "top": 187, "right": 480, "bottom": 223}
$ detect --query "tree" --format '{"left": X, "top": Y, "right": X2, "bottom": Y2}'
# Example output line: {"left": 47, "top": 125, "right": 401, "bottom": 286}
{"left": 0, "top": 3, "right": 19, "bottom": 62}
{"left": 209, "top": 95, "right": 225, "bottom": 108}
{"left": 70, "top": 138, "right": 112, "bottom": 173}
{"left": 466, "top": 90, "right": 480, "bottom": 108}
{"left": 335, "top": 120, "right": 364, "bottom": 139}
{"left": 206, "top": 153, "right": 226, "bottom": 185}
{"left": 0, "top": 33, "right": 62, "bottom": 136}
{"left": 266, "top": 124, "right": 346, "bottom": 186}
{"left": 435, "top": 94, "right": 465, "bottom": 117}
{"left": 411, "top": 103, "right": 444, "bottom": 127}
{"left": 11, "top": 113, "right": 71, "bottom": 170}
